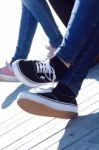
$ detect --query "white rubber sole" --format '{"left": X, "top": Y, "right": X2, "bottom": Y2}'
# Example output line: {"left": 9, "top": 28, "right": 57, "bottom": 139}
{"left": 0, "top": 74, "right": 18, "bottom": 82}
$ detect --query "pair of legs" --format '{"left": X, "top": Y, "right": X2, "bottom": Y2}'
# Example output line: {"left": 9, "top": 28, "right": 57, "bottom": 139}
{"left": 0, "top": 0, "right": 63, "bottom": 81}
{"left": 12, "top": 0, "right": 63, "bottom": 62}
{"left": 12, "top": 0, "right": 99, "bottom": 119}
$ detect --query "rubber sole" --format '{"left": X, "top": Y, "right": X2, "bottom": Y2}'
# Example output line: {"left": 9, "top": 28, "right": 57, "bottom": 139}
{"left": 0, "top": 75, "right": 18, "bottom": 82}
{"left": 17, "top": 99, "right": 78, "bottom": 119}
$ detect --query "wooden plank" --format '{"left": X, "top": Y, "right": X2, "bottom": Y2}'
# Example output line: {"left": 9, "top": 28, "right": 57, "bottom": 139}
{"left": 77, "top": 81, "right": 99, "bottom": 104}
{"left": 89, "top": 132, "right": 99, "bottom": 144}
{"left": 60, "top": 129, "right": 99, "bottom": 150}
{"left": 0, "top": 117, "right": 53, "bottom": 149}
{"left": 17, "top": 112, "right": 99, "bottom": 149}
{"left": 5, "top": 119, "right": 68, "bottom": 150}
{"left": 46, "top": 115, "right": 99, "bottom": 150}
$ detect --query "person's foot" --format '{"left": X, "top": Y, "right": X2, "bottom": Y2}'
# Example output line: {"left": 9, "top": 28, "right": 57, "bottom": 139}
{"left": 0, "top": 62, "right": 18, "bottom": 82}
{"left": 46, "top": 45, "right": 71, "bottom": 68}
{"left": 12, "top": 59, "right": 58, "bottom": 87}
{"left": 17, "top": 88, "right": 78, "bottom": 119}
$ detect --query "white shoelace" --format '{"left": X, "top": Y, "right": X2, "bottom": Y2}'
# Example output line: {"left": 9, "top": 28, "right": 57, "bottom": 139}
{"left": 35, "top": 61, "right": 56, "bottom": 82}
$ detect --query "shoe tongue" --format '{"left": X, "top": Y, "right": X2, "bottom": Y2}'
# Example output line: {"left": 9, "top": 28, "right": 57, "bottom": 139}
{"left": 50, "top": 56, "right": 67, "bottom": 80}
{"left": 50, "top": 60, "right": 54, "bottom": 68}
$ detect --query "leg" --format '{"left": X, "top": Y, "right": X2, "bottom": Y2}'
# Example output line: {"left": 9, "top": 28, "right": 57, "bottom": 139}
{"left": 12, "top": 0, "right": 99, "bottom": 85}
{"left": 57, "top": 0, "right": 99, "bottom": 65}
{"left": 59, "top": 24, "right": 99, "bottom": 96}
{"left": 11, "top": 3, "right": 37, "bottom": 63}
{"left": 0, "top": 3, "right": 37, "bottom": 81}
{"left": 22, "top": 0, "right": 62, "bottom": 48}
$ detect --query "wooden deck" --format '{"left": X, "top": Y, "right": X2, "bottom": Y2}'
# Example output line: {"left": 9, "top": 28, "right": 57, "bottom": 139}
{"left": 0, "top": 63, "right": 99, "bottom": 150}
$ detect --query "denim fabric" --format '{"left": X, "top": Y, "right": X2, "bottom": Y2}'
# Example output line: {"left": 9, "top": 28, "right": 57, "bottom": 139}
{"left": 57, "top": 0, "right": 99, "bottom": 96}
{"left": 57, "top": 0, "right": 99, "bottom": 64}
{"left": 11, "top": 1, "right": 62, "bottom": 63}
{"left": 11, "top": 4, "right": 37, "bottom": 63}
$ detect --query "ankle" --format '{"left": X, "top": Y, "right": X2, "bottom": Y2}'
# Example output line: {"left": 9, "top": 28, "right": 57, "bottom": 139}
{"left": 50, "top": 56, "right": 67, "bottom": 80}
{"left": 45, "top": 45, "right": 57, "bottom": 59}
{"left": 58, "top": 57, "right": 71, "bottom": 68}
{"left": 53, "top": 84, "right": 76, "bottom": 97}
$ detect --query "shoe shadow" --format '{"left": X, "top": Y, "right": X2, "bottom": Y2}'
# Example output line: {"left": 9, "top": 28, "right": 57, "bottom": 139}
{"left": 1, "top": 84, "right": 53, "bottom": 109}
{"left": 58, "top": 112, "right": 99, "bottom": 150}
{"left": 86, "top": 63, "right": 99, "bottom": 81}
{"left": 1, "top": 84, "right": 31, "bottom": 109}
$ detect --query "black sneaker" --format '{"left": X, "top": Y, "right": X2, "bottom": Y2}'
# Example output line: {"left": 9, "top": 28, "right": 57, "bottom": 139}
{"left": 17, "top": 90, "right": 78, "bottom": 119}
{"left": 12, "top": 59, "right": 56, "bottom": 87}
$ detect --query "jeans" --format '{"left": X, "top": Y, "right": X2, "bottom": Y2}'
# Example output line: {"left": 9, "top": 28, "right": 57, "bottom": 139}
{"left": 11, "top": 1, "right": 62, "bottom": 63}
{"left": 57, "top": 0, "right": 99, "bottom": 64}
{"left": 57, "top": 0, "right": 99, "bottom": 96}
